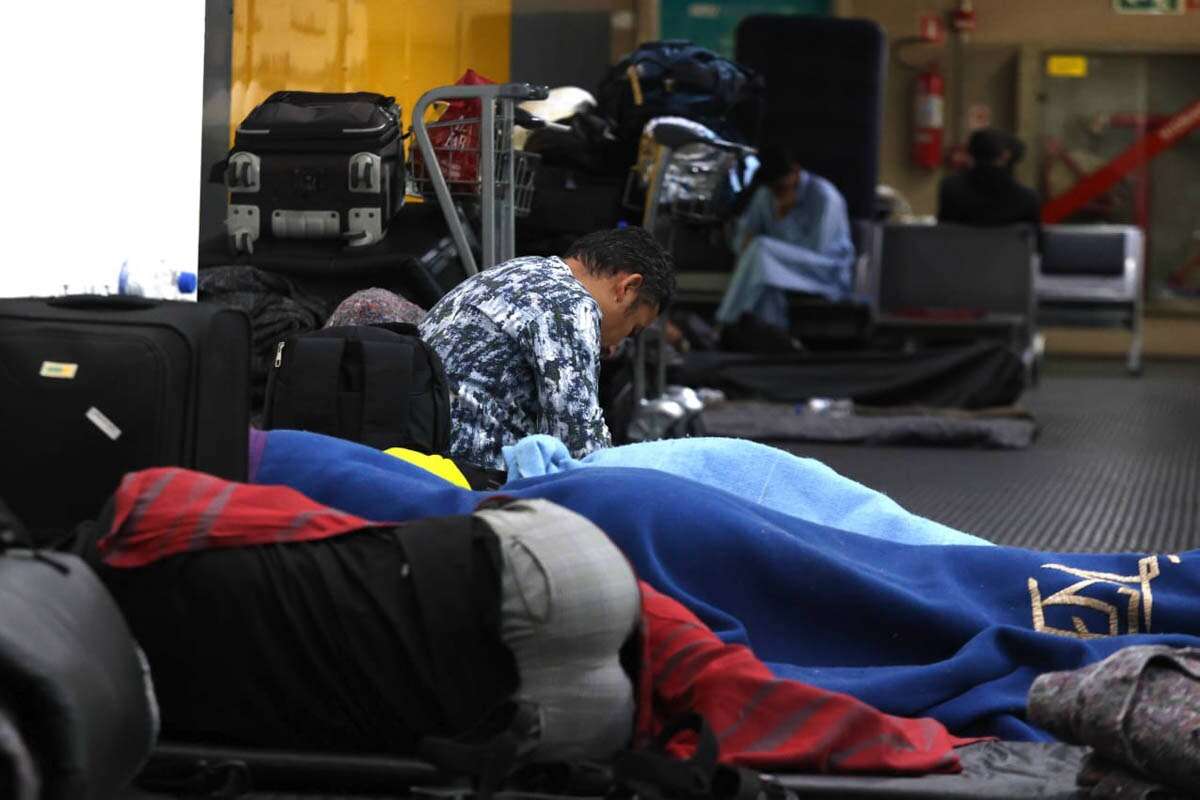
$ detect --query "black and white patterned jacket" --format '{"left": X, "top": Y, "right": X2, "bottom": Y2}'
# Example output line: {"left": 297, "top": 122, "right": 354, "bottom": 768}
{"left": 419, "top": 256, "right": 612, "bottom": 470}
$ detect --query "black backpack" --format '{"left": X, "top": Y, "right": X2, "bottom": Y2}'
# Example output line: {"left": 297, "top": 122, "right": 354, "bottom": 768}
{"left": 597, "top": 40, "right": 765, "bottom": 166}
{"left": 262, "top": 323, "right": 451, "bottom": 454}
{"left": 523, "top": 111, "right": 626, "bottom": 177}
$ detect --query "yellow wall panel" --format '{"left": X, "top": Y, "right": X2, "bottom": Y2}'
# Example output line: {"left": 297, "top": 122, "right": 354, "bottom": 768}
{"left": 231, "top": 0, "right": 511, "bottom": 140}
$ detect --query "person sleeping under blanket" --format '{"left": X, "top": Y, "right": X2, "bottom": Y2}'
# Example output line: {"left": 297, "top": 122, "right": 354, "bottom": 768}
{"left": 253, "top": 429, "right": 1200, "bottom": 742}
{"left": 92, "top": 467, "right": 968, "bottom": 777}
{"left": 499, "top": 434, "right": 989, "bottom": 547}
{"left": 252, "top": 430, "right": 984, "bottom": 547}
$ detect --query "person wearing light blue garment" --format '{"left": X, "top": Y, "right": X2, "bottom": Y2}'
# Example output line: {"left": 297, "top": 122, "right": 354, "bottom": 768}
{"left": 501, "top": 434, "right": 991, "bottom": 548}
{"left": 715, "top": 146, "right": 856, "bottom": 329}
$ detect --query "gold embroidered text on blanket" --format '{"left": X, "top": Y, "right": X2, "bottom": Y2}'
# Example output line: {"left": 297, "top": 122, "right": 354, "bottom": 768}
{"left": 1027, "top": 555, "right": 1182, "bottom": 639}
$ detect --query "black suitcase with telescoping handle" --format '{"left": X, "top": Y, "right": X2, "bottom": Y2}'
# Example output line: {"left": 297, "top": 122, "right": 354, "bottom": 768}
{"left": 0, "top": 295, "right": 250, "bottom": 537}
{"left": 221, "top": 91, "right": 406, "bottom": 254}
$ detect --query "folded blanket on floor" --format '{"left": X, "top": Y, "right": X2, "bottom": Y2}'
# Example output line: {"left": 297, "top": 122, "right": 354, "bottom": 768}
{"left": 502, "top": 435, "right": 990, "bottom": 547}
{"left": 255, "top": 430, "right": 1200, "bottom": 741}
{"left": 1028, "top": 646, "right": 1200, "bottom": 795}
{"left": 700, "top": 403, "right": 1038, "bottom": 449}
{"left": 673, "top": 343, "right": 1026, "bottom": 409}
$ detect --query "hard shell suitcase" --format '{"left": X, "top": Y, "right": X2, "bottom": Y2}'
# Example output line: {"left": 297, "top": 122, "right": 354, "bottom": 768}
{"left": 0, "top": 295, "right": 250, "bottom": 534}
{"left": 200, "top": 204, "right": 450, "bottom": 312}
{"left": 223, "top": 91, "right": 406, "bottom": 253}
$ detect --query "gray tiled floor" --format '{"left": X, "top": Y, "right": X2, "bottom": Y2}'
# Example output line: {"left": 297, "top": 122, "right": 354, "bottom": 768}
{"left": 777, "top": 359, "right": 1200, "bottom": 552}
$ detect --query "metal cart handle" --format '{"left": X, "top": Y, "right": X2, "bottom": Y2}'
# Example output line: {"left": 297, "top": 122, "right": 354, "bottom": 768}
{"left": 633, "top": 121, "right": 756, "bottom": 408}
{"left": 513, "top": 107, "right": 570, "bottom": 133}
{"left": 647, "top": 118, "right": 757, "bottom": 155}
{"left": 411, "top": 83, "right": 550, "bottom": 276}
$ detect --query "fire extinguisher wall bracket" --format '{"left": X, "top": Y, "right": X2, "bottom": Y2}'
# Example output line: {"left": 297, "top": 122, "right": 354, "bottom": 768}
{"left": 952, "top": 0, "right": 977, "bottom": 35}
{"left": 912, "top": 67, "right": 944, "bottom": 170}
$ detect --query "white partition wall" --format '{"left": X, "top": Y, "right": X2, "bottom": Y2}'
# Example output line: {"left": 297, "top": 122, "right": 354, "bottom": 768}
{"left": 0, "top": 1, "right": 207, "bottom": 297}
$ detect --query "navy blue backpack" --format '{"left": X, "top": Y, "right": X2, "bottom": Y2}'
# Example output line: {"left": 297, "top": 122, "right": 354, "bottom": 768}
{"left": 597, "top": 40, "right": 764, "bottom": 165}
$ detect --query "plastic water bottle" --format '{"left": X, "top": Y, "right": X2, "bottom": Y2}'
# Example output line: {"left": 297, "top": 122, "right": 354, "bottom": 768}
{"left": 118, "top": 260, "right": 198, "bottom": 301}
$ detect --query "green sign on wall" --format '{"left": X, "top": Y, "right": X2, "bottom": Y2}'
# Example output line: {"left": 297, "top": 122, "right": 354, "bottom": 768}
{"left": 660, "top": 0, "right": 831, "bottom": 58}
{"left": 1113, "top": 0, "right": 1184, "bottom": 14}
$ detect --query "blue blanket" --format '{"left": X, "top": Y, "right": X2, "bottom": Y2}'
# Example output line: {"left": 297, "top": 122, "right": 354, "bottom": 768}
{"left": 503, "top": 435, "right": 990, "bottom": 547}
{"left": 256, "top": 430, "right": 1200, "bottom": 740}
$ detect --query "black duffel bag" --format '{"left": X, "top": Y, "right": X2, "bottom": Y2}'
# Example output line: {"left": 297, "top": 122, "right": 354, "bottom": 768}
{"left": 523, "top": 111, "right": 626, "bottom": 176}
{"left": 262, "top": 322, "right": 451, "bottom": 454}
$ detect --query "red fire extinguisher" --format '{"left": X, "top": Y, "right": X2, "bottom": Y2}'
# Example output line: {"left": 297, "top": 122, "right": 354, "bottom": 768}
{"left": 912, "top": 67, "right": 944, "bottom": 170}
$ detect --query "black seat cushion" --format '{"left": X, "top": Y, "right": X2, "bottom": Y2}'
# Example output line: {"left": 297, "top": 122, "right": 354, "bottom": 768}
{"left": 736, "top": 16, "right": 887, "bottom": 222}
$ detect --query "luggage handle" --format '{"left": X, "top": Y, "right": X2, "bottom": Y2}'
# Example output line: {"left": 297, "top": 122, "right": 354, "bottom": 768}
{"left": 47, "top": 295, "right": 159, "bottom": 311}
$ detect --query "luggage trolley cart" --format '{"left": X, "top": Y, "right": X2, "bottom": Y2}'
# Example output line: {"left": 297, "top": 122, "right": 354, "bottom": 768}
{"left": 408, "top": 82, "right": 549, "bottom": 276}
{"left": 627, "top": 117, "right": 755, "bottom": 441}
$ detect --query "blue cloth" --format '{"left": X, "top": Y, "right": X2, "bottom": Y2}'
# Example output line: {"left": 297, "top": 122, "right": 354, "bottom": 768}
{"left": 256, "top": 430, "right": 1200, "bottom": 741}
{"left": 716, "top": 173, "right": 857, "bottom": 326}
{"left": 502, "top": 435, "right": 990, "bottom": 547}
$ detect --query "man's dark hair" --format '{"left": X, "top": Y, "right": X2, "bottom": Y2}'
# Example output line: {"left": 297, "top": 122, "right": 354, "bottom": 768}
{"left": 732, "top": 144, "right": 800, "bottom": 216}
{"left": 563, "top": 227, "right": 675, "bottom": 310}
{"left": 756, "top": 145, "right": 800, "bottom": 187}
{"left": 968, "top": 128, "right": 1024, "bottom": 166}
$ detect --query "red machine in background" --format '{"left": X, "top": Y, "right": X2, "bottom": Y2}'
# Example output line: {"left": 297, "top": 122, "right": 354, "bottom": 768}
{"left": 1041, "top": 99, "right": 1200, "bottom": 224}
{"left": 1041, "top": 99, "right": 1200, "bottom": 291}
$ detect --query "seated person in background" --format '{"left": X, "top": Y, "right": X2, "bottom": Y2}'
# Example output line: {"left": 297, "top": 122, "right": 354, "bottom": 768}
{"left": 938, "top": 128, "right": 1041, "bottom": 228}
{"left": 715, "top": 146, "right": 856, "bottom": 330}
{"left": 420, "top": 227, "right": 674, "bottom": 470}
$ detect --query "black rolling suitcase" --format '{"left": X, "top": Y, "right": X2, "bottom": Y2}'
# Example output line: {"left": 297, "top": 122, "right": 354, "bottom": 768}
{"left": 0, "top": 295, "right": 250, "bottom": 535}
{"left": 525, "top": 165, "right": 625, "bottom": 237}
{"left": 221, "top": 91, "right": 405, "bottom": 254}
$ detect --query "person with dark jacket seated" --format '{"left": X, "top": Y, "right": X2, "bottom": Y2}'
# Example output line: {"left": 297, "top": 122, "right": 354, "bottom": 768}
{"left": 938, "top": 128, "right": 1041, "bottom": 228}
{"left": 419, "top": 227, "right": 674, "bottom": 471}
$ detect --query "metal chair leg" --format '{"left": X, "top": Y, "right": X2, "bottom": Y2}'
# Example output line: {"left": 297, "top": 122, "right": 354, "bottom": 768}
{"left": 1128, "top": 306, "right": 1144, "bottom": 376}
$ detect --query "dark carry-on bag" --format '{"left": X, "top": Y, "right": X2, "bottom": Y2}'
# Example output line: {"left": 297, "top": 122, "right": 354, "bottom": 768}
{"left": 524, "top": 165, "right": 625, "bottom": 238}
{"left": 0, "top": 296, "right": 250, "bottom": 535}
{"left": 222, "top": 91, "right": 406, "bottom": 254}
{"left": 0, "top": 500, "right": 157, "bottom": 800}
{"left": 262, "top": 323, "right": 451, "bottom": 454}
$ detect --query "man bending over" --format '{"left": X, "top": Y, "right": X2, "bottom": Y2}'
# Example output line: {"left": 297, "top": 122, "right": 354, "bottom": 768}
{"left": 419, "top": 227, "right": 674, "bottom": 470}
